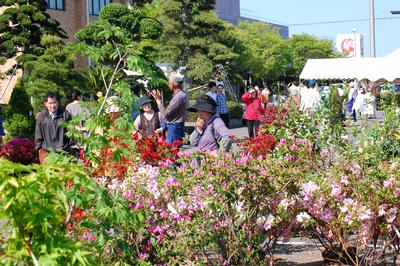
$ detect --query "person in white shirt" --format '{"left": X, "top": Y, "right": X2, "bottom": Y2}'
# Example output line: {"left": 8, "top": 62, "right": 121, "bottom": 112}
{"left": 299, "top": 81, "right": 310, "bottom": 112}
{"left": 206, "top": 81, "right": 218, "bottom": 104}
{"left": 288, "top": 81, "right": 299, "bottom": 96}
{"left": 308, "top": 80, "right": 321, "bottom": 111}
{"left": 362, "top": 88, "right": 376, "bottom": 119}
{"left": 353, "top": 87, "right": 366, "bottom": 117}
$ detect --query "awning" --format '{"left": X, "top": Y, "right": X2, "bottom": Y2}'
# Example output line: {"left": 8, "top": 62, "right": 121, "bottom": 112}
{"left": 300, "top": 48, "right": 400, "bottom": 82}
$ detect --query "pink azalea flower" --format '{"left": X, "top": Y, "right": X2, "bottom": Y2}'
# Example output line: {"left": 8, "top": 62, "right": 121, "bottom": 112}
{"left": 340, "top": 175, "right": 349, "bottom": 185}
{"left": 378, "top": 204, "right": 387, "bottom": 217}
{"left": 395, "top": 188, "right": 400, "bottom": 197}
{"left": 264, "top": 214, "right": 274, "bottom": 231}
{"left": 136, "top": 200, "right": 143, "bottom": 209}
{"left": 139, "top": 252, "right": 148, "bottom": 260}
{"left": 384, "top": 177, "right": 395, "bottom": 188}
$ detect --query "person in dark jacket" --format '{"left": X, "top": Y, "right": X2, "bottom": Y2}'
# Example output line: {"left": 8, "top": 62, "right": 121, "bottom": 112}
{"left": 35, "top": 92, "right": 72, "bottom": 164}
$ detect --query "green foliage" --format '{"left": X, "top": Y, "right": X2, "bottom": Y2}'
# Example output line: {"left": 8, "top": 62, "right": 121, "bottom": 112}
{"left": 0, "top": 155, "right": 97, "bottom": 265}
{"left": 234, "top": 21, "right": 292, "bottom": 81}
{"left": 154, "top": 0, "right": 241, "bottom": 83}
{"left": 3, "top": 113, "right": 35, "bottom": 139}
{"left": 21, "top": 35, "right": 88, "bottom": 113}
{"left": 287, "top": 34, "right": 339, "bottom": 77}
{"left": 0, "top": 0, "right": 67, "bottom": 71}
{"left": 3, "top": 82, "right": 35, "bottom": 138}
{"left": 75, "top": 3, "right": 166, "bottom": 89}
{"left": 356, "top": 87, "right": 400, "bottom": 163}
{"left": 4, "top": 81, "right": 32, "bottom": 118}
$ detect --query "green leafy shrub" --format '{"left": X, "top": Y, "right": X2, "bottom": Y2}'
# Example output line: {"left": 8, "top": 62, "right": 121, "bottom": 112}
{"left": 0, "top": 155, "right": 97, "bottom": 265}
{"left": 4, "top": 113, "right": 35, "bottom": 139}
{"left": 4, "top": 82, "right": 32, "bottom": 119}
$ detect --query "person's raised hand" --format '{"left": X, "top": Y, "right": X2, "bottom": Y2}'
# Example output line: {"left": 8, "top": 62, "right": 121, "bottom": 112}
{"left": 196, "top": 117, "right": 205, "bottom": 132}
{"left": 150, "top": 89, "right": 162, "bottom": 101}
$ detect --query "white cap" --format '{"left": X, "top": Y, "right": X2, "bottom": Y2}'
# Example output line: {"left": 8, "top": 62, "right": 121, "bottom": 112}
{"left": 105, "top": 96, "right": 120, "bottom": 113}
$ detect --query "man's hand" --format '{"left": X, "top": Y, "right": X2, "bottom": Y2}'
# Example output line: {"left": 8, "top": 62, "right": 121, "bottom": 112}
{"left": 150, "top": 89, "right": 162, "bottom": 102}
{"left": 196, "top": 117, "right": 205, "bottom": 133}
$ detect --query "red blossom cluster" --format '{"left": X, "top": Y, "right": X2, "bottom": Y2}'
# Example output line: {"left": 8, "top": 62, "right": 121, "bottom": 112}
{"left": 132, "top": 132, "right": 181, "bottom": 165}
{"left": 238, "top": 134, "right": 277, "bottom": 158}
{"left": 259, "top": 105, "right": 287, "bottom": 126}
{"left": 0, "top": 137, "right": 37, "bottom": 165}
{"left": 97, "top": 137, "right": 133, "bottom": 178}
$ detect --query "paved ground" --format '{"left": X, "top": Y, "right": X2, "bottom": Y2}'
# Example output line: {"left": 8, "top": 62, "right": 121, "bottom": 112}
{"left": 275, "top": 239, "right": 324, "bottom": 265}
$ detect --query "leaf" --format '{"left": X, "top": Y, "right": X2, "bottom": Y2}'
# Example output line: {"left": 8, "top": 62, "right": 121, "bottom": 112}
{"left": 7, "top": 178, "right": 19, "bottom": 188}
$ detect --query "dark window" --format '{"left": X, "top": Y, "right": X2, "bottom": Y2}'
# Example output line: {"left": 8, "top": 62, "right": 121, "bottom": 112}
{"left": 90, "top": 0, "right": 112, "bottom": 16}
{"left": 45, "top": 0, "right": 64, "bottom": 10}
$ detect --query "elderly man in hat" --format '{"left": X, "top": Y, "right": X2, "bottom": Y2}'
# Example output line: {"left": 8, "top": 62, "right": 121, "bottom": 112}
{"left": 151, "top": 73, "right": 188, "bottom": 145}
{"left": 188, "top": 95, "right": 232, "bottom": 152}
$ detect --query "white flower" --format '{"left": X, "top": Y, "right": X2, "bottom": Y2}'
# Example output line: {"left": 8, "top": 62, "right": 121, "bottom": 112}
{"left": 296, "top": 212, "right": 311, "bottom": 224}
{"left": 256, "top": 216, "right": 266, "bottom": 227}
{"left": 167, "top": 203, "right": 178, "bottom": 215}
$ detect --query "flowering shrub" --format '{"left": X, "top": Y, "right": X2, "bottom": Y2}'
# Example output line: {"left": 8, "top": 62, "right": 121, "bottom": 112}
{"left": 237, "top": 134, "right": 276, "bottom": 158}
{"left": 0, "top": 137, "right": 37, "bottom": 164}
{"left": 297, "top": 157, "right": 400, "bottom": 265}
{"left": 133, "top": 132, "right": 181, "bottom": 165}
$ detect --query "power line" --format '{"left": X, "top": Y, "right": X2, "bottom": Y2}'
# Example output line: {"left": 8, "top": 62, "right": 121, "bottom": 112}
{"left": 289, "top": 16, "right": 400, "bottom": 26}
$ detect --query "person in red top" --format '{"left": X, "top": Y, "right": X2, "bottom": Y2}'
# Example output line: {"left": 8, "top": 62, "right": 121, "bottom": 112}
{"left": 241, "top": 87, "right": 263, "bottom": 138}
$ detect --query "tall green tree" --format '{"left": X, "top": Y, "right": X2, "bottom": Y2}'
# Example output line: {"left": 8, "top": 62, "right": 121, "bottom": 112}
{"left": 0, "top": 0, "right": 67, "bottom": 71}
{"left": 287, "top": 33, "right": 339, "bottom": 78}
{"left": 22, "top": 35, "right": 88, "bottom": 113}
{"left": 154, "top": 0, "right": 240, "bottom": 83}
{"left": 72, "top": 3, "right": 166, "bottom": 163}
{"left": 234, "top": 21, "right": 292, "bottom": 82}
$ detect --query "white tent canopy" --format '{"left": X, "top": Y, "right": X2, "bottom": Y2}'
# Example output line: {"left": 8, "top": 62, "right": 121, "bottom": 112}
{"left": 300, "top": 48, "right": 400, "bottom": 82}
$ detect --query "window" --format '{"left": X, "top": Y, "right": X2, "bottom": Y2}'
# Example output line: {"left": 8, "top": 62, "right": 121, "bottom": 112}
{"left": 45, "top": 0, "right": 64, "bottom": 10}
{"left": 90, "top": 0, "right": 112, "bottom": 16}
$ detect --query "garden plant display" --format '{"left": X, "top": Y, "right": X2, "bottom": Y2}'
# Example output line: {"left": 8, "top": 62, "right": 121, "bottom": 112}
{"left": 2, "top": 85, "right": 400, "bottom": 265}
{"left": 1, "top": 3, "right": 400, "bottom": 265}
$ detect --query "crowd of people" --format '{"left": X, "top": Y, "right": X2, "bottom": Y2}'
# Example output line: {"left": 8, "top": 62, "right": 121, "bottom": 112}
{"left": 21, "top": 74, "right": 384, "bottom": 164}
{"left": 32, "top": 73, "right": 234, "bottom": 164}
{"left": 239, "top": 79, "right": 380, "bottom": 138}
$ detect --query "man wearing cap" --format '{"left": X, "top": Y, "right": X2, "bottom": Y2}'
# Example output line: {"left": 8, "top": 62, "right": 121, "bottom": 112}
{"left": 151, "top": 73, "right": 188, "bottom": 145}
{"left": 188, "top": 95, "right": 232, "bottom": 152}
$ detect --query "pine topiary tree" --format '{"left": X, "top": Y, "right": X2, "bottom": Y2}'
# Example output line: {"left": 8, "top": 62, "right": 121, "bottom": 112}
{"left": 3, "top": 81, "right": 35, "bottom": 139}
{"left": 0, "top": 0, "right": 67, "bottom": 71}
{"left": 22, "top": 35, "right": 88, "bottom": 113}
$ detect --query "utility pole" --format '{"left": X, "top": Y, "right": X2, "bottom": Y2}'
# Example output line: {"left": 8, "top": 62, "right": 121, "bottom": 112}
{"left": 369, "top": 0, "right": 376, "bottom": 57}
